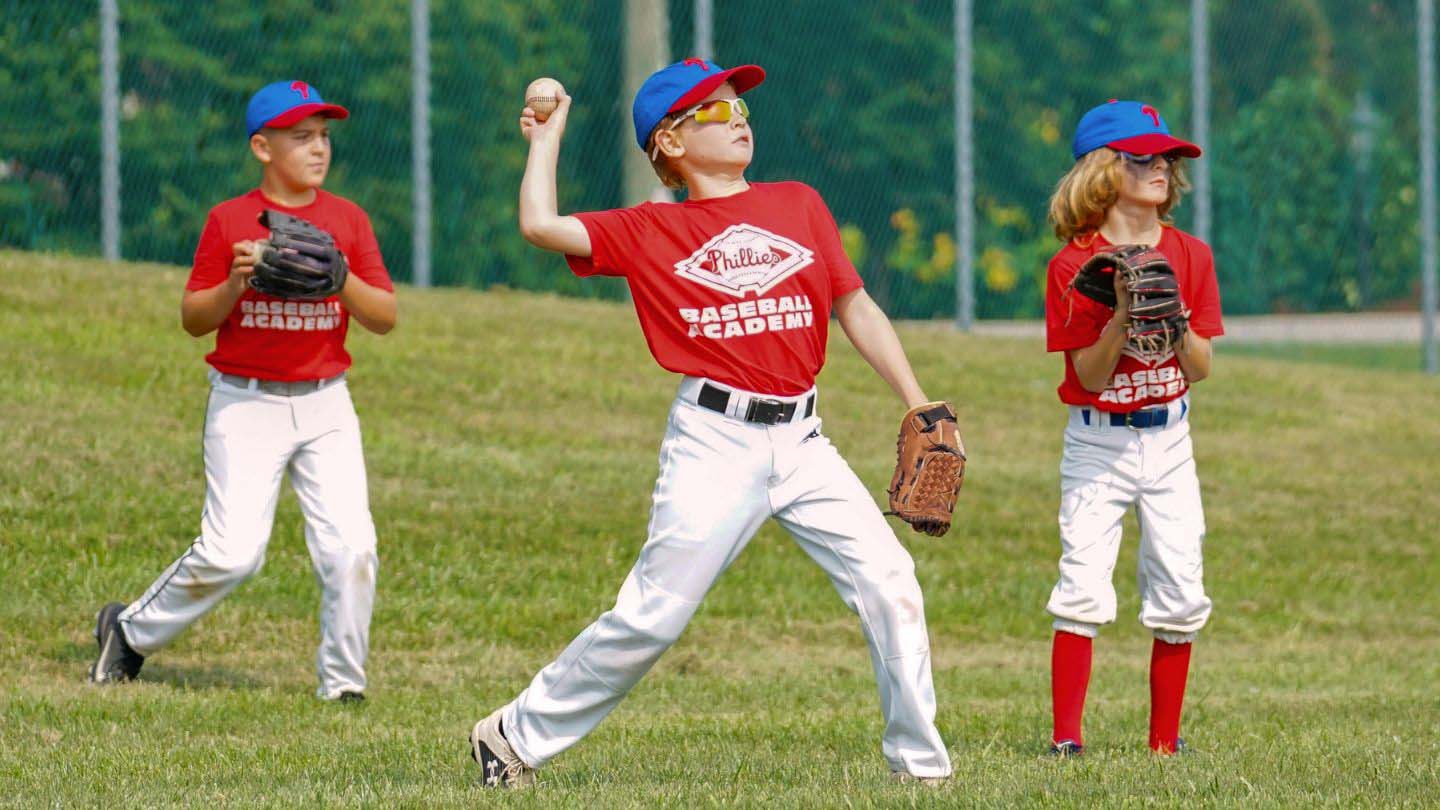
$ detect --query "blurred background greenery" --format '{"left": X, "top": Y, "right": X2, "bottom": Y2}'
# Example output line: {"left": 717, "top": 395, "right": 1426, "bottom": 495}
{"left": 1, "top": 0, "right": 1425, "bottom": 319}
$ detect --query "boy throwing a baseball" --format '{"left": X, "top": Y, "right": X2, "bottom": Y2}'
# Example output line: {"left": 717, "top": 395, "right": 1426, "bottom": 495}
{"left": 466, "top": 60, "right": 960, "bottom": 787}
{"left": 89, "top": 80, "right": 397, "bottom": 701}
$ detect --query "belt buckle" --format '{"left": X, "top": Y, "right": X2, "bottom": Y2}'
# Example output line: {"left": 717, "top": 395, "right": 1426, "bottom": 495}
{"left": 745, "top": 397, "right": 787, "bottom": 425}
{"left": 1125, "top": 407, "right": 1164, "bottom": 429}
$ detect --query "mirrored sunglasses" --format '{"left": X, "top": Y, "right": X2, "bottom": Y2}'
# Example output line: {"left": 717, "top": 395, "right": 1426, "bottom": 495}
{"left": 1118, "top": 150, "right": 1184, "bottom": 167}
{"left": 650, "top": 98, "right": 752, "bottom": 160}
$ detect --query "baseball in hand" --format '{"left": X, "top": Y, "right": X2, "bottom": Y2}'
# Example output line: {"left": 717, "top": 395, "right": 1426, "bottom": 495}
{"left": 525, "top": 77, "right": 564, "bottom": 121}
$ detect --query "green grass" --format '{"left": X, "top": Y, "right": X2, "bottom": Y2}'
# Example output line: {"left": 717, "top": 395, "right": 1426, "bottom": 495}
{"left": 2, "top": 249, "right": 1437, "bottom": 807}
{"left": 1216, "top": 340, "right": 1427, "bottom": 372}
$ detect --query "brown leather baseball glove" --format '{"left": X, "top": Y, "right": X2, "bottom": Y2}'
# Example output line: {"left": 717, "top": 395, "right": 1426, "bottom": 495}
{"left": 886, "top": 401, "right": 967, "bottom": 537}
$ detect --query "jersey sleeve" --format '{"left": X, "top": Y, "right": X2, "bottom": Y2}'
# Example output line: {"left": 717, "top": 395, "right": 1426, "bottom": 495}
{"left": 1184, "top": 240, "right": 1224, "bottom": 338}
{"left": 346, "top": 208, "right": 394, "bottom": 292}
{"left": 803, "top": 184, "right": 864, "bottom": 299}
{"left": 1045, "top": 250, "right": 1111, "bottom": 352}
{"left": 564, "top": 206, "right": 655, "bottom": 278}
{"left": 185, "top": 210, "right": 234, "bottom": 291}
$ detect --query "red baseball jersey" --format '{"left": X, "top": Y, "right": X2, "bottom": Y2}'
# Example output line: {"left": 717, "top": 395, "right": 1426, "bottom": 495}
{"left": 565, "top": 181, "right": 864, "bottom": 396}
{"left": 186, "top": 189, "right": 393, "bottom": 381}
{"left": 1045, "top": 226, "right": 1223, "bottom": 411}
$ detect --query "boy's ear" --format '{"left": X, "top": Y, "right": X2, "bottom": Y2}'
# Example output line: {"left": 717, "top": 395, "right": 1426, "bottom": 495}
{"left": 249, "top": 132, "right": 272, "bottom": 164}
{"left": 654, "top": 127, "right": 685, "bottom": 160}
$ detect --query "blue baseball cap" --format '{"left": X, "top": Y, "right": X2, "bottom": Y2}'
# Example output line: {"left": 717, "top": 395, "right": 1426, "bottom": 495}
{"left": 632, "top": 58, "right": 765, "bottom": 150}
{"left": 1071, "top": 99, "right": 1200, "bottom": 161}
{"left": 245, "top": 80, "right": 349, "bottom": 137}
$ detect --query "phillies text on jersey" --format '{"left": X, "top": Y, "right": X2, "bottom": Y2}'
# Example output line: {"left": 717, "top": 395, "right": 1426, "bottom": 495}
{"left": 565, "top": 182, "right": 863, "bottom": 396}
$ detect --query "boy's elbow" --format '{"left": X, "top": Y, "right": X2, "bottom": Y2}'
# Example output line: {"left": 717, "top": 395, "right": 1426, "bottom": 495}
{"left": 181, "top": 314, "right": 211, "bottom": 337}
{"left": 518, "top": 216, "right": 550, "bottom": 247}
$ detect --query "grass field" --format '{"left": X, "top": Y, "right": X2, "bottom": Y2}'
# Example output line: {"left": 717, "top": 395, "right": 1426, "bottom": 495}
{"left": 3, "top": 250, "right": 1438, "bottom": 807}
{"left": 1215, "top": 341, "right": 1427, "bottom": 372}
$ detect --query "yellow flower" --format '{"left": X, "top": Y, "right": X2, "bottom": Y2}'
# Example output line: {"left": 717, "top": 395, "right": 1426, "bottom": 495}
{"left": 980, "top": 246, "right": 1017, "bottom": 293}
{"left": 890, "top": 208, "right": 918, "bottom": 235}
{"left": 839, "top": 224, "right": 868, "bottom": 267}
{"left": 921, "top": 232, "right": 956, "bottom": 283}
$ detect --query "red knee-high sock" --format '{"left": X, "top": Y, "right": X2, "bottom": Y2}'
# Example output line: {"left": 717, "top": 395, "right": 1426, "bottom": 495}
{"left": 1149, "top": 639, "right": 1193, "bottom": 753}
{"left": 1051, "top": 631, "right": 1093, "bottom": 745}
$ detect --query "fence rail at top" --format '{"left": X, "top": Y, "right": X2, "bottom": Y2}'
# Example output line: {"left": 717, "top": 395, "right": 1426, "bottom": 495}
{"left": 3, "top": 0, "right": 1435, "bottom": 340}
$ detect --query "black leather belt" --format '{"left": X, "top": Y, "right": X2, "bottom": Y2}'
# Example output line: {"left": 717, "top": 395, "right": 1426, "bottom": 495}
{"left": 219, "top": 372, "right": 345, "bottom": 397}
{"left": 697, "top": 382, "right": 815, "bottom": 425}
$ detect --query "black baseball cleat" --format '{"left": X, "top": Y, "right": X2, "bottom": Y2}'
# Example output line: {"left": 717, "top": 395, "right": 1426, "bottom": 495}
{"left": 336, "top": 691, "right": 365, "bottom": 704}
{"left": 1048, "top": 739, "right": 1084, "bottom": 758}
{"left": 469, "top": 708, "right": 535, "bottom": 788}
{"left": 89, "top": 602, "right": 144, "bottom": 684}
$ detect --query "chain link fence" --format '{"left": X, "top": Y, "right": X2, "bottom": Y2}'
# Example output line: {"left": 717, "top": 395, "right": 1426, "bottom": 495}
{"left": 2, "top": 0, "right": 1434, "bottom": 329}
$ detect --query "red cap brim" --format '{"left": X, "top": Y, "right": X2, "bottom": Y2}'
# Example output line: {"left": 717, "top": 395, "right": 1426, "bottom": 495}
{"left": 264, "top": 103, "right": 351, "bottom": 130}
{"left": 670, "top": 64, "right": 766, "bottom": 112}
{"left": 1108, "top": 133, "right": 1201, "bottom": 158}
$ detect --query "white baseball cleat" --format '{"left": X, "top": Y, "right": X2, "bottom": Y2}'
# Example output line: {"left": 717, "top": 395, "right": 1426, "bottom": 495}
{"left": 469, "top": 707, "right": 536, "bottom": 789}
{"left": 891, "top": 770, "right": 949, "bottom": 788}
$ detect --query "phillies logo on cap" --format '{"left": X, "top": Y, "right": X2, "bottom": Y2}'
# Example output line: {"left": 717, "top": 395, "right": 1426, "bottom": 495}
{"left": 674, "top": 224, "right": 814, "bottom": 297}
{"left": 1070, "top": 99, "right": 1201, "bottom": 160}
{"left": 631, "top": 58, "right": 766, "bottom": 150}
{"left": 245, "top": 79, "right": 350, "bottom": 137}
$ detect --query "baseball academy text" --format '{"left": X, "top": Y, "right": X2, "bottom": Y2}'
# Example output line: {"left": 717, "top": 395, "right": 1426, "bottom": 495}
{"left": 679, "top": 294, "right": 814, "bottom": 339}
{"left": 238, "top": 299, "right": 343, "bottom": 331}
{"left": 1098, "top": 365, "right": 1186, "bottom": 405}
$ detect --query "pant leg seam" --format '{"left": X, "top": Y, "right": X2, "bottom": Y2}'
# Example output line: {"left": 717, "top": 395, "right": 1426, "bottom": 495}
{"left": 122, "top": 539, "right": 200, "bottom": 628}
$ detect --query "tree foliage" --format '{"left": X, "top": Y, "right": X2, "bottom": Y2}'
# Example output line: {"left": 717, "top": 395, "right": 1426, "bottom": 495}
{"left": 1, "top": 0, "right": 1426, "bottom": 316}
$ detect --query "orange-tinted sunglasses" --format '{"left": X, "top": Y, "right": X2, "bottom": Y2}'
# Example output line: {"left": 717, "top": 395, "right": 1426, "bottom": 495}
{"left": 650, "top": 98, "right": 751, "bottom": 159}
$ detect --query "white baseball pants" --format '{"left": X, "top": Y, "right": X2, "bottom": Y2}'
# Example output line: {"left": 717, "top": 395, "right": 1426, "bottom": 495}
{"left": 503, "top": 377, "right": 952, "bottom": 778}
{"left": 1046, "top": 395, "right": 1212, "bottom": 644}
{"left": 120, "top": 370, "right": 378, "bottom": 698}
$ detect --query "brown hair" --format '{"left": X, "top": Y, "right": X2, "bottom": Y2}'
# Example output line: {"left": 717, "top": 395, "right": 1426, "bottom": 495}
{"left": 1047, "top": 147, "right": 1191, "bottom": 242}
{"left": 647, "top": 112, "right": 687, "bottom": 190}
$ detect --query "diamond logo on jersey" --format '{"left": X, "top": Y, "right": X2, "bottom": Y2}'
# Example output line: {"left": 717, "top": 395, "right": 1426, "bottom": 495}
{"left": 673, "top": 224, "right": 815, "bottom": 298}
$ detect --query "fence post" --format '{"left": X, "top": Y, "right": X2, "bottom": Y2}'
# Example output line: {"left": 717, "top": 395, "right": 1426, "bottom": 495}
{"left": 1421, "top": 0, "right": 1438, "bottom": 374}
{"left": 694, "top": 0, "right": 713, "bottom": 60}
{"left": 954, "top": 0, "right": 974, "bottom": 330}
{"left": 1190, "top": 0, "right": 1211, "bottom": 244}
{"left": 623, "top": 0, "right": 671, "bottom": 206}
{"left": 100, "top": 0, "right": 120, "bottom": 261}
{"left": 411, "top": 0, "right": 432, "bottom": 288}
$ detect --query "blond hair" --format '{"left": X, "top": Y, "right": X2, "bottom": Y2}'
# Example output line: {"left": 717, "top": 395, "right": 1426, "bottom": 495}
{"left": 646, "top": 111, "right": 687, "bottom": 190}
{"left": 1047, "top": 147, "right": 1190, "bottom": 242}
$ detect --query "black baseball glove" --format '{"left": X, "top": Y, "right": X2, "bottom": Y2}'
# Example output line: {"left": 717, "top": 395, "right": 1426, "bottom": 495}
{"left": 250, "top": 210, "right": 349, "bottom": 300}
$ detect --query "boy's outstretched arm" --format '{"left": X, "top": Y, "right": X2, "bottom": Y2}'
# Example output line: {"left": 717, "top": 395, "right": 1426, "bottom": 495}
{"left": 518, "top": 91, "right": 591, "bottom": 257}
{"left": 834, "top": 288, "right": 930, "bottom": 409}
